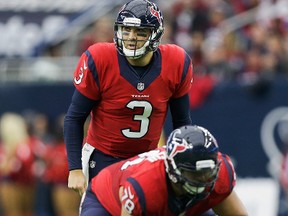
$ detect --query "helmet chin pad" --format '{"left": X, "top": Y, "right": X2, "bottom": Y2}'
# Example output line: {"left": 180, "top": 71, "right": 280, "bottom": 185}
{"left": 183, "top": 182, "right": 205, "bottom": 195}
{"left": 121, "top": 38, "right": 151, "bottom": 59}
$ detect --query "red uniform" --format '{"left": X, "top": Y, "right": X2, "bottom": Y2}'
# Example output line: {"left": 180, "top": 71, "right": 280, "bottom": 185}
{"left": 0, "top": 137, "right": 41, "bottom": 185}
{"left": 91, "top": 147, "right": 236, "bottom": 216}
{"left": 43, "top": 142, "right": 69, "bottom": 184}
{"left": 73, "top": 43, "right": 193, "bottom": 158}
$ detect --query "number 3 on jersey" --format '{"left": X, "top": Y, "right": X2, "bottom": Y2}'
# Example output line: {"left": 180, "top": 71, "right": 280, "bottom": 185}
{"left": 121, "top": 100, "right": 152, "bottom": 138}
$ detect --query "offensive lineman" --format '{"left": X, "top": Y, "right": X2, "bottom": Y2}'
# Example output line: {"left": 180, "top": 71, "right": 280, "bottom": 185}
{"left": 81, "top": 125, "right": 248, "bottom": 216}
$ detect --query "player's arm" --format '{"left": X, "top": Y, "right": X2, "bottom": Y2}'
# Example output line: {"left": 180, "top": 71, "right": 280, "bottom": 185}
{"left": 121, "top": 207, "right": 131, "bottom": 216}
{"left": 212, "top": 190, "right": 248, "bottom": 216}
{"left": 169, "top": 49, "right": 193, "bottom": 129}
{"left": 64, "top": 89, "right": 98, "bottom": 194}
{"left": 119, "top": 181, "right": 144, "bottom": 216}
{"left": 64, "top": 89, "right": 97, "bottom": 170}
{"left": 119, "top": 186, "right": 132, "bottom": 216}
{"left": 169, "top": 93, "right": 192, "bottom": 129}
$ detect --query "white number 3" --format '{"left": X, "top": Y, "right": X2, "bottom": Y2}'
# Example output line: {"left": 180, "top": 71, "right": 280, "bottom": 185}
{"left": 122, "top": 100, "right": 152, "bottom": 138}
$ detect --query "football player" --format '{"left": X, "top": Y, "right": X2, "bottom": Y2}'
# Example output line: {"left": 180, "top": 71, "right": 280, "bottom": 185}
{"left": 64, "top": 0, "right": 193, "bottom": 197}
{"left": 80, "top": 125, "right": 248, "bottom": 216}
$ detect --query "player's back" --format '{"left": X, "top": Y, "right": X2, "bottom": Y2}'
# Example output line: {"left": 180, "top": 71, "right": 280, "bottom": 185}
{"left": 91, "top": 148, "right": 175, "bottom": 216}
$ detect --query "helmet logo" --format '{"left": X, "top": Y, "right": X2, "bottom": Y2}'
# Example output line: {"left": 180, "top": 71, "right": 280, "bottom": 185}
{"left": 167, "top": 129, "right": 190, "bottom": 158}
{"left": 149, "top": 6, "right": 161, "bottom": 24}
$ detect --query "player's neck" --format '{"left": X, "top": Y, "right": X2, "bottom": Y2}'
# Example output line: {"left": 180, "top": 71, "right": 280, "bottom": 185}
{"left": 126, "top": 51, "right": 153, "bottom": 67}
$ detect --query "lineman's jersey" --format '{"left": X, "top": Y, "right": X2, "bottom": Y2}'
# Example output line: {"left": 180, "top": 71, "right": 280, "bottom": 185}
{"left": 91, "top": 147, "right": 236, "bottom": 216}
{"left": 73, "top": 43, "right": 193, "bottom": 158}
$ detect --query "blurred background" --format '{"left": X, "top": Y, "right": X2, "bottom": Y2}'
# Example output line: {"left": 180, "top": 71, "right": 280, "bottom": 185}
{"left": 0, "top": 0, "right": 288, "bottom": 215}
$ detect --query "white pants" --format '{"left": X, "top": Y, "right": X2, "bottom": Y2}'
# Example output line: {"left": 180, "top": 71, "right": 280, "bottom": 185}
{"left": 79, "top": 143, "right": 95, "bottom": 214}
{"left": 81, "top": 142, "right": 95, "bottom": 183}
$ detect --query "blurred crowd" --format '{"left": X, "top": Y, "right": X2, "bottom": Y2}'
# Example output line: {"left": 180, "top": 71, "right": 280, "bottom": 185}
{"left": 43, "top": 0, "right": 288, "bottom": 107}
{"left": 0, "top": 112, "right": 82, "bottom": 216}
{"left": 1, "top": 0, "right": 288, "bottom": 215}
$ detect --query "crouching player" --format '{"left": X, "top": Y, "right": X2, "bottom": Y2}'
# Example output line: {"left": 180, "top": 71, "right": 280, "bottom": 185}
{"left": 81, "top": 125, "right": 248, "bottom": 216}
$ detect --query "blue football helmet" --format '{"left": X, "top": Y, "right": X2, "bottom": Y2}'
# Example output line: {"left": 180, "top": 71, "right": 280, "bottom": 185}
{"left": 165, "top": 125, "right": 220, "bottom": 199}
{"left": 114, "top": 0, "right": 164, "bottom": 59}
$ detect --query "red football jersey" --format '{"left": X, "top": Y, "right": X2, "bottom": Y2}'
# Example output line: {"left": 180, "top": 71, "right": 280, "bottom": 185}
{"left": 91, "top": 148, "right": 236, "bottom": 216}
{"left": 0, "top": 136, "right": 40, "bottom": 185}
{"left": 73, "top": 43, "right": 193, "bottom": 158}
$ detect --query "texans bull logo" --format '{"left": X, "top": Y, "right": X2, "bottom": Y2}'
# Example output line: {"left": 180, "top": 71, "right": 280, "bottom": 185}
{"left": 149, "top": 6, "right": 162, "bottom": 24}
{"left": 167, "top": 129, "right": 189, "bottom": 158}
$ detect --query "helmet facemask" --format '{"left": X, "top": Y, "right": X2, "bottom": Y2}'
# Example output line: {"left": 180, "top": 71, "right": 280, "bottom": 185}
{"left": 115, "top": 21, "right": 154, "bottom": 59}
{"left": 179, "top": 160, "right": 220, "bottom": 198}
{"left": 166, "top": 157, "right": 220, "bottom": 199}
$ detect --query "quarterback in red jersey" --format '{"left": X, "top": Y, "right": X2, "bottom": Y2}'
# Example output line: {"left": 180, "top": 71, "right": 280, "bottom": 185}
{"left": 64, "top": 0, "right": 193, "bottom": 196}
{"left": 81, "top": 125, "right": 248, "bottom": 216}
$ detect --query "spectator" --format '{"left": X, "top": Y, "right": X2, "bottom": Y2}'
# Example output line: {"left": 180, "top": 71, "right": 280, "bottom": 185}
{"left": 44, "top": 114, "right": 80, "bottom": 216}
{"left": 0, "top": 112, "right": 38, "bottom": 216}
{"left": 23, "top": 111, "right": 55, "bottom": 216}
{"left": 77, "top": 15, "right": 114, "bottom": 55}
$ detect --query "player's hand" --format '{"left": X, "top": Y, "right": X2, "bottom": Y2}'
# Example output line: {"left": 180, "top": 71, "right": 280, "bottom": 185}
{"left": 68, "top": 169, "right": 87, "bottom": 196}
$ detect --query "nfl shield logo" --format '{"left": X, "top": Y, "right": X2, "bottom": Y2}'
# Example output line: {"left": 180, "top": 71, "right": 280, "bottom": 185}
{"left": 137, "top": 82, "right": 145, "bottom": 91}
{"left": 90, "top": 160, "right": 96, "bottom": 168}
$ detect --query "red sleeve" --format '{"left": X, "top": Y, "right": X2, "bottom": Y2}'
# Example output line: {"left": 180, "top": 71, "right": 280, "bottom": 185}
{"left": 120, "top": 180, "right": 143, "bottom": 216}
{"left": 73, "top": 50, "right": 100, "bottom": 100}
{"left": 214, "top": 153, "right": 236, "bottom": 194}
{"left": 159, "top": 44, "right": 193, "bottom": 99}
{"left": 173, "top": 51, "right": 193, "bottom": 99}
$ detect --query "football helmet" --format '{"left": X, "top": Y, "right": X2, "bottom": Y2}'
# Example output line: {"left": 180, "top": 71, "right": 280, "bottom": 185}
{"left": 165, "top": 125, "right": 220, "bottom": 199}
{"left": 114, "top": 0, "right": 164, "bottom": 59}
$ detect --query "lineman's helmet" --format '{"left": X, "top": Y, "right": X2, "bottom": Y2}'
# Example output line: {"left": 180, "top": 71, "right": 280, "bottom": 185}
{"left": 165, "top": 125, "right": 220, "bottom": 199}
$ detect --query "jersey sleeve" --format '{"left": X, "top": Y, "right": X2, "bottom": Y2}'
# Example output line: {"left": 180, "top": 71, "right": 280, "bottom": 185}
{"left": 172, "top": 51, "right": 193, "bottom": 99}
{"left": 160, "top": 44, "right": 193, "bottom": 99}
{"left": 215, "top": 153, "right": 236, "bottom": 194}
{"left": 73, "top": 50, "right": 100, "bottom": 100}
{"left": 120, "top": 177, "right": 145, "bottom": 216}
